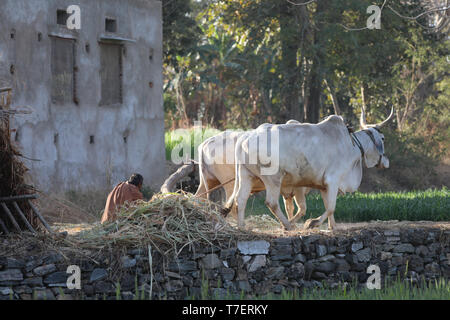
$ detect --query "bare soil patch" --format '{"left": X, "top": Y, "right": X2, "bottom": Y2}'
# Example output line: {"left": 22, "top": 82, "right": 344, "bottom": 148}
{"left": 52, "top": 217, "right": 450, "bottom": 240}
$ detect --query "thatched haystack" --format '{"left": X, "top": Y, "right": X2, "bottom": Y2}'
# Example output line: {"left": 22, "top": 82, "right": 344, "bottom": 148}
{"left": 68, "top": 192, "right": 258, "bottom": 255}
{"left": 0, "top": 88, "right": 38, "bottom": 232}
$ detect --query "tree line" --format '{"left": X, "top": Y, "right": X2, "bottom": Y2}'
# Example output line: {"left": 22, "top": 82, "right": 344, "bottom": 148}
{"left": 162, "top": 0, "right": 449, "bottom": 157}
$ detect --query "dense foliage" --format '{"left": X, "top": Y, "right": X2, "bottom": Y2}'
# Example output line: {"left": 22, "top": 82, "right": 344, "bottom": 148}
{"left": 162, "top": 0, "right": 449, "bottom": 161}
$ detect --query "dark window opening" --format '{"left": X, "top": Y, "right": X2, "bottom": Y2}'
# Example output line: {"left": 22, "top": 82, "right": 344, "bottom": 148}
{"left": 99, "top": 43, "right": 123, "bottom": 105}
{"left": 14, "top": 130, "right": 19, "bottom": 142}
{"left": 149, "top": 48, "right": 154, "bottom": 60}
{"left": 105, "top": 18, "right": 117, "bottom": 33}
{"left": 54, "top": 133, "right": 59, "bottom": 144}
{"left": 10, "top": 65, "right": 15, "bottom": 75}
{"left": 38, "top": 32, "right": 42, "bottom": 42}
{"left": 89, "top": 135, "right": 95, "bottom": 144}
{"left": 85, "top": 43, "right": 90, "bottom": 53}
{"left": 123, "top": 136, "right": 127, "bottom": 144}
{"left": 10, "top": 29, "right": 15, "bottom": 39}
{"left": 50, "top": 37, "right": 76, "bottom": 104}
{"left": 57, "top": 10, "right": 69, "bottom": 26}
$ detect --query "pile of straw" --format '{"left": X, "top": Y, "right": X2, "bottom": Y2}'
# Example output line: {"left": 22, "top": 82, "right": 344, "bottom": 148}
{"left": 68, "top": 192, "right": 256, "bottom": 255}
{"left": 0, "top": 193, "right": 311, "bottom": 260}
{"left": 245, "top": 214, "right": 282, "bottom": 232}
{"left": 0, "top": 89, "right": 36, "bottom": 231}
{"left": 0, "top": 116, "right": 30, "bottom": 196}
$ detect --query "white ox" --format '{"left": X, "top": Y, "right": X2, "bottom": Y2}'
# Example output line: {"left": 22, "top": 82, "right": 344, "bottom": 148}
{"left": 222, "top": 108, "right": 394, "bottom": 230}
{"left": 195, "top": 120, "right": 309, "bottom": 221}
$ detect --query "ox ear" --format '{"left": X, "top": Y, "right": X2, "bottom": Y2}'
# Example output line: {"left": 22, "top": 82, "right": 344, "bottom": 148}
{"left": 374, "top": 137, "right": 384, "bottom": 154}
{"left": 369, "top": 128, "right": 385, "bottom": 154}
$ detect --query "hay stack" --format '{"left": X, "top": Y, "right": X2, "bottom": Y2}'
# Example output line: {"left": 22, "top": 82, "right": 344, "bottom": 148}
{"left": 0, "top": 88, "right": 37, "bottom": 232}
{"left": 69, "top": 192, "right": 256, "bottom": 255}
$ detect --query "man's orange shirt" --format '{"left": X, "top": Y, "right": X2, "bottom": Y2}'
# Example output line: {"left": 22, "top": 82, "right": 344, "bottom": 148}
{"left": 101, "top": 182, "right": 143, "bottom": 223}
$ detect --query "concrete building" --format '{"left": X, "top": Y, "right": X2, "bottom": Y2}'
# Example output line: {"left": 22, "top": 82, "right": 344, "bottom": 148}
{"left": 0, "top": 0, "right": 166, "bottom": 192}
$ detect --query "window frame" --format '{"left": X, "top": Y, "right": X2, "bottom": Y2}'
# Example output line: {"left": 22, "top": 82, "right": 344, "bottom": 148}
{"left": 98, "top": 41, "right": 124, "bottom": 107}
{"left": 49, "top": 35, "right": 78, "bottom": 105}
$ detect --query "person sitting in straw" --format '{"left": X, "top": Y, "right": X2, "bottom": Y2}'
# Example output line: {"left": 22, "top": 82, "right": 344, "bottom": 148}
{"left": 101, "top": 173, "right": 144, "bottom": 224}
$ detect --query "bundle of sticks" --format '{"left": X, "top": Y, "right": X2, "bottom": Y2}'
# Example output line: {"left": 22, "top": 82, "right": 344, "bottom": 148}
{"left": 0, "top": 87, "right": 37, "bottom": 232}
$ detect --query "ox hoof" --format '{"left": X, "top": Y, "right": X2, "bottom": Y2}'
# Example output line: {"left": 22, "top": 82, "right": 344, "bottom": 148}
{"left": 289, "top": 214, "right": 305, "bottom": 225}
{"left": 304, "top": 218, "right": 320, "bottom": 230}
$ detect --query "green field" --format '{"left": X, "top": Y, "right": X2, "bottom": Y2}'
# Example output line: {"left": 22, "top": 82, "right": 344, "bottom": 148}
{"left": 245, "top": 188, "right": 450, "bottom": 222}
{"left": 165, "top": 127, "right": 221, "bottom": 161}
{"left": 189, "top": 277, "right": 450, "bottom": 300}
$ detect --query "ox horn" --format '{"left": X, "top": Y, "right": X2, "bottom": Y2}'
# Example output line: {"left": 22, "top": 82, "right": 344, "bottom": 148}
{"left": 360, "top": 105, "right": 368, "bottom": 129}
{"left": 375, "top": 107, "right": 395, "bottom": 129}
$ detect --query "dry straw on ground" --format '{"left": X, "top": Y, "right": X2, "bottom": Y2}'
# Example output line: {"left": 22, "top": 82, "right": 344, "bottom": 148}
{"left": 70, "top": 192, "right": 257, "bottom": 255}
{"left": 0, "top": 192, "right": 275, "bottom": 260}
{"left": 1, "top": 191, "right": 448, "bottom": 262}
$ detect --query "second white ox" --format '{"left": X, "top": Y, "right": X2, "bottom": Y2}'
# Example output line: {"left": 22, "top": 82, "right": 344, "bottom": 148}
{"left": 222, "top": 108, "right": 394, "bottom": 230}
{"left": 195, "top": 120, "right": 309, "bottom": 221}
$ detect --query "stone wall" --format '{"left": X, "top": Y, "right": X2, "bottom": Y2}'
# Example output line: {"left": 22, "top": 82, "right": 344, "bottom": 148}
{"left": 0, "top": 227, "right": 448, "bottom": 300}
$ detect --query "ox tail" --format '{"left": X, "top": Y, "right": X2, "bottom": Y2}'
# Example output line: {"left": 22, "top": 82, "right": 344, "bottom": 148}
{"left": 195, "top": 144, "right": 210, "bottom": 199}
{"left": 221, "top": 184, "right": 236, "bottom": 217}
{"left": 220, "top": 140, "right": 242, "bottom": 218}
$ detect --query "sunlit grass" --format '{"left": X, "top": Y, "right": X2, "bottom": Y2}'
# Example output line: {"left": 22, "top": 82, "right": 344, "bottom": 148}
{"left": 165, "top": 127, "right": 221, "bottom": 161}
{"left": 246, "top": 188, "right": 450, "bottom": 222}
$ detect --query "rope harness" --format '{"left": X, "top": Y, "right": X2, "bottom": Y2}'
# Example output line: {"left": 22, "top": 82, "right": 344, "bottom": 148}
{"left": 350, "top": 128, "right": 384, "bottom": 168}
{"left": 195, "top": 178, "right": 235, "bottom": 198}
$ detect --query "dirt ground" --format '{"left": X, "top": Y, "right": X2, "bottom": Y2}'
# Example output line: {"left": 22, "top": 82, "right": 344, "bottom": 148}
{"left": 39, "top": 159, "right": 450, "bottom": 238}
{"left": 51, "top": 218, "right": 450, "bottom": 239}
{"left": 222, "top": 219, "right": 449, "bottom": 237}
